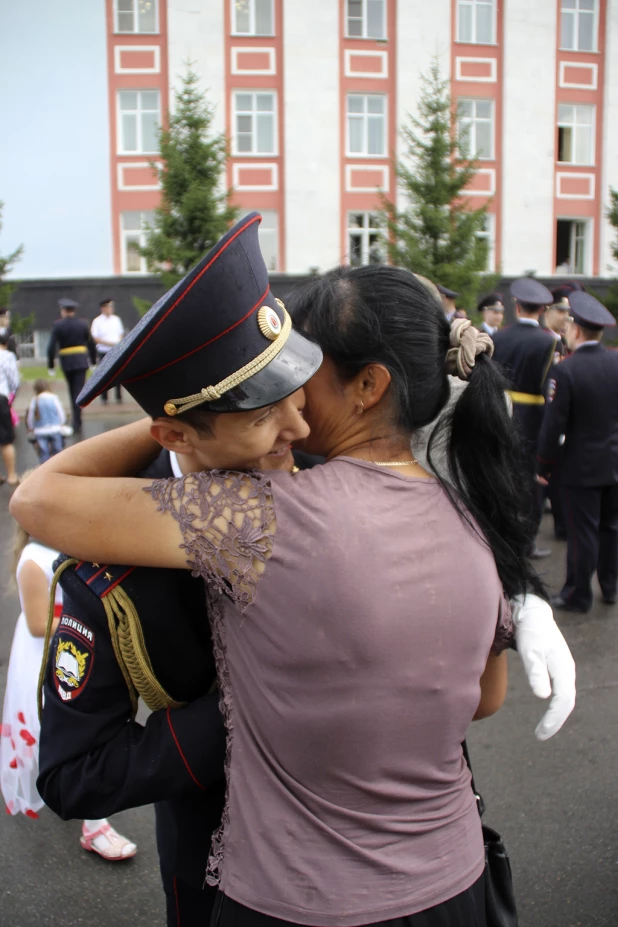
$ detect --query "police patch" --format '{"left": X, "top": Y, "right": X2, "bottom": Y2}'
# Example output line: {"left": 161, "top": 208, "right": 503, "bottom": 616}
{"left": 53, "top": 615, "right": 95, "bottom": 702}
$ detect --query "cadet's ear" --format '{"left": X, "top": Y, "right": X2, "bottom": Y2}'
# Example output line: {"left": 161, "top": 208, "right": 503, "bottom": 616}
{"left": 150, "top": 418, "right": 195, "bottom": 455}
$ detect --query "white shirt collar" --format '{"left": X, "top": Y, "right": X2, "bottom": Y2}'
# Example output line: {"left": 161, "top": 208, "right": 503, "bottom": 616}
{"left": 518, "top": 318, "right": 540, "bottom": 327}
{"left": 170, "top": 451, "right": 183, "bottom": 478}
{"left": 575, "top": 340, "right": 601, "bottom": 350}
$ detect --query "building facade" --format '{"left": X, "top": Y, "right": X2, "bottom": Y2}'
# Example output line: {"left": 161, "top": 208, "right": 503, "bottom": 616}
{"left": 2, "top": 0, "right": 618, "bottom": 288}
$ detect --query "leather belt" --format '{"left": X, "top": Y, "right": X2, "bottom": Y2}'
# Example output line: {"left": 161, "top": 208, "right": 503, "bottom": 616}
{"left": 506, "top": 390, "right": 545, "bottom": 406}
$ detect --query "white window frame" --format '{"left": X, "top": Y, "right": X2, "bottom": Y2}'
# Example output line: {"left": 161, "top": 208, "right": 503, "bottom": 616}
{"left": 120, "top": 211, "right": 154, "bottom": 274}
{"left": 557, "top": 103, "right": 596, "bottom": 166}
{"left": 555, "top": 217, "right": 592, "bottom": 275}
{"left": 346, "top": 93, "right": 388, "bottom": 158}
{"left": 560, "top": 0, "right": 598, "bottom": 53}
{"left": 476, "top": 213, "right": 496, "bottom": 272}
{"left": 458, "top": 98, "right": 495, "bottom": 161}
{"left": 232, "top": 90, "right": 278, "bottom": 156}
{"left": 347, "top": 212, "right": 385, "bottom": 266}
{"left": 345, "top": 0, "right": 387, "bottom": 40}
{"left": 117, "top": 89, "right": 161, "bottom": 154}
{"left": 231, "top": 0, "right": 275, "bottom": 37}
{"left": 456, "top": 0, "right": 496, "bottom": 45}
{"left": 114, "top": 0, "right": 159, "bottom": 34}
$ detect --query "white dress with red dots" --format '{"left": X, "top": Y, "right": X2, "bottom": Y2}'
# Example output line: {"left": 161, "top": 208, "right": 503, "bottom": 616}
{"left": 1, "top": 542, "right": 61, "bottom": 818}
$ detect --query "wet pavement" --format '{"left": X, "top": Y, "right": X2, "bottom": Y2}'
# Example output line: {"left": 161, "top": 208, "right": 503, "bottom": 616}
{"left": 0, "top": 416, "right": 616, "bottom": 926}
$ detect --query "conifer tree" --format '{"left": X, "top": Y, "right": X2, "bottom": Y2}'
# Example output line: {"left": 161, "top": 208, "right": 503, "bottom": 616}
{"left": 0, "top": 202, "right": 23, "bottom": 309}
{"left": 140, "top": 67, "right": 237, "bottom": 291}
{"left": 380, "top": 60, "right": 492, "bottom": 310}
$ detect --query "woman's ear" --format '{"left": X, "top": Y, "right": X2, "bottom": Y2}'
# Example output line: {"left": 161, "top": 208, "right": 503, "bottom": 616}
{"left": 358, "top": 363, "right": 392, "bottom": 410}
{"left": 150, "top": 419, "right": 195, "bottom": 455}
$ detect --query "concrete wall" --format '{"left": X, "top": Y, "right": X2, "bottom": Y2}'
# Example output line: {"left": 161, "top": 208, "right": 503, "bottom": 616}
{"left": 502, "top": 0, "right": 557, "bottom": 276}
{"left": 0, "top": 1, "right": 112, "bottom": 278}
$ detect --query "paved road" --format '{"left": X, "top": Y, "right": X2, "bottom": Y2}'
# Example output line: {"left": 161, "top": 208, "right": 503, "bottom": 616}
{"left": 0, "top": 417, "right": 616, "bottom": 927}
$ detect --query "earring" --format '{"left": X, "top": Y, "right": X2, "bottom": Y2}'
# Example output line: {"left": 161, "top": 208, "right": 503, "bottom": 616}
{"left": 356, "top": 401, "right": 364, "bottom": 415}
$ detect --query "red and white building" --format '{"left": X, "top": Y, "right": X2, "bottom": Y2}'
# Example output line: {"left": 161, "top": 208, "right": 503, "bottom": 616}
{"left": 2, "top": 0, "right": 618, "bottom": 284}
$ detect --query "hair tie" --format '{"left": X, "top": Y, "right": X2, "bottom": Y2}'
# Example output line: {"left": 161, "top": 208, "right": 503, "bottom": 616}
{"left": 444, "top": 318, "right": 494, "bottom": 380}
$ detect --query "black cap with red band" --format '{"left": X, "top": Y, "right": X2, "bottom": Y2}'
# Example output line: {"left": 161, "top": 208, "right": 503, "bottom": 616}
{"left": 78, "top": 213, "right": 322, "bottom": 418}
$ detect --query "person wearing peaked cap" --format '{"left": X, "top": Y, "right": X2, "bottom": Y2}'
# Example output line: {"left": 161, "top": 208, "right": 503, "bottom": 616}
{"left": 36, "top": 213, "right": 323, "bottom": 926}
{"left": 47, "top": 299, "right": 97, "bottom": 432}
{"left": 436, "top": 283, "right": 459, "bottom": 322}
{"left": 477, "top": 292, "right": 505, "bottom": 337}
{"left": 538, "top": 291, "right": 618, "bottom": 612}
{"left": 491, "top": 278, "right": 556, "bottom": 556}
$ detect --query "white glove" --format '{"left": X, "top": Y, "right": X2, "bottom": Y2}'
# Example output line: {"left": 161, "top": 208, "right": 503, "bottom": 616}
{"left": 512, "top": 594, "right": 576, "bottom": 741}
{"left": 47, "top": 368, "right": 56, "bottom": 378}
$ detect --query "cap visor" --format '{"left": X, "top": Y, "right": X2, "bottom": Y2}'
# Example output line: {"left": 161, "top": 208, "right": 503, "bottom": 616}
{"left": 197, "top": 328, "right": 323, "bottom": 413}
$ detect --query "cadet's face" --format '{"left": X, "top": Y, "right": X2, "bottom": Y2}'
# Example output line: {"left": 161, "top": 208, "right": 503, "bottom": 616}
{"left": 484, "top": 308, "right": 504, "bottom": 330}
{"left": 183, "top": 389, "right": 309, "bottom": 472}
{"left": 546, "top": 307, "right": 569, "bottom": 335}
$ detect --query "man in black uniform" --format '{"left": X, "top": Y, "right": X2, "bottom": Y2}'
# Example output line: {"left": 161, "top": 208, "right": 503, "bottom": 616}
{"left": 37, "top": 213, "right": 323, "bottom": 926}
{"left": 537, "top": 291, "right": 618, "bottom": 613}
{"left": 492, "top": 277, "right": 555, "bottom": 555}
{"left": 47, "top": 298, "right": 96, "bottom": 432}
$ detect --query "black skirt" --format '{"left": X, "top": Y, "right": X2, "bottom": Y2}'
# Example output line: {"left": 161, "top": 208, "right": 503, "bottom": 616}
{"left": 211, "top": 873, "right": 486, "bottom": 927}
{"left": 0, "top": 395, "right": 15, "bottom": 446}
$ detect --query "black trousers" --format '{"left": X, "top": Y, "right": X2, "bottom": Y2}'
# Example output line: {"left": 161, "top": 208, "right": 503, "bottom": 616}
{"left": 62, "top": 367, "right": 87, "bottom": 431}
{"left": 560, "top": 484, "right": 618, "bottom": 611}
{"left": 163, "top": 874, "right": 218, "bottom": 927}
{"left": 210, "top": 874, "right": 486, "bottom": 927}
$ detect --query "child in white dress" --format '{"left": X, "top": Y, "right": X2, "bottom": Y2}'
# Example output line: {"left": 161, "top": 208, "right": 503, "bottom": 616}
{"left": 1, "top": 518, "right": 137, "bottom": 859}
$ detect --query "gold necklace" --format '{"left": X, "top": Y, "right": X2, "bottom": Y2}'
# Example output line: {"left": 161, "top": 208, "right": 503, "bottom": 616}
{"left": 372, "top": 458, "right": 418, "bottom": 467}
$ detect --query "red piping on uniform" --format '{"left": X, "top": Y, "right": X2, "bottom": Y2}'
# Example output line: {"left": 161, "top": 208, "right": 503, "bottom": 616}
{"left": 85, "top": 565, "right": 108, "bottom": 586}
{"left": 94, "top": 214, "right": 260, "bottom": 395}
{"left": 125, "top": 284, "right": 269, "bottom": 384}
{"left": 101, "top": 566, "right": 137, "bottom": 596}
{"left": 174, "top": 876, "right": 181, "bottom": 926}
{"left": 166, "top": 708, "right": 205, "bottom": 790}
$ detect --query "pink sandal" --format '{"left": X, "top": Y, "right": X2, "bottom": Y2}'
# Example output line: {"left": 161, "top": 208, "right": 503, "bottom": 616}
{"left": 80, "top": 821, "right": 137, "bottom": 861}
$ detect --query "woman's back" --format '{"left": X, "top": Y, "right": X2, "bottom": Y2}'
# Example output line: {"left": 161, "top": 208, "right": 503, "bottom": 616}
{"left": 170, "top": 459, "right": 510, "bottom": 924}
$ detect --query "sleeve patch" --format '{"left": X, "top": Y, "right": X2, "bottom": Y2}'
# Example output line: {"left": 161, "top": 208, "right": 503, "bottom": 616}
{"left": 53, "top": 616, "right": 95, "bottom": 702}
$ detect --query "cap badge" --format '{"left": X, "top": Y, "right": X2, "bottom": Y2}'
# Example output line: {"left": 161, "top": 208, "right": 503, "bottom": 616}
{"left": 258, "top": 305, "right": 282, "bottom": 341}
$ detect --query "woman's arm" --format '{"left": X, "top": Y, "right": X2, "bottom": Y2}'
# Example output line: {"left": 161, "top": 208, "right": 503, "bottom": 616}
{"left": 10, "top": 420, "right": 188, "bottom": 569}
{"left": 473, "top": 652, "right": 508, "bottom": 720}
{"left": 18, "top": 560, "right": 55, "bottom": 638}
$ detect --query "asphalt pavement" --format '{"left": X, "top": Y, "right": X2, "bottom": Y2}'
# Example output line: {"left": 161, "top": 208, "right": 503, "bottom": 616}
{"left": 0, "top": 415, "right": 616, "bottom": 927}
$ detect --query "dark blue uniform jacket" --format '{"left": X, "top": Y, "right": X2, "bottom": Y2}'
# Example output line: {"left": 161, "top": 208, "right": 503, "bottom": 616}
{"left": 47, "top": 316, "right": 97, "bottom": 372}
{"left": 537, "top": 344, "right": 618, "bottom": 487}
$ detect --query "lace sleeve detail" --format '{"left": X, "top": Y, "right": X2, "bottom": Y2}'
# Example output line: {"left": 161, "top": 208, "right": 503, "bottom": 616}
{"left": 145, "top": 470, "right": 275, "bottom": 611}
{"left": 492, "top": 596, "right": 514, "bottom": 655}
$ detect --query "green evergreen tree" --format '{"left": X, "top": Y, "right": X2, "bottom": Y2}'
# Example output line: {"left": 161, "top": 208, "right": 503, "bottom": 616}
{"left": 380, "top": 60, "right": 494, "bottom": 311}
{"left": 140, "top": 67, "right": 238, "bottom": 290}
{"left": 0, "top": 201, "right": 24, "bottom": 309}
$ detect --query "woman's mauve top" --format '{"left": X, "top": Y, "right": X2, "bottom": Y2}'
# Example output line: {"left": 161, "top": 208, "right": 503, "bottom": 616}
{"left": 148, "top": 457, "right": 512, "bottom": 926}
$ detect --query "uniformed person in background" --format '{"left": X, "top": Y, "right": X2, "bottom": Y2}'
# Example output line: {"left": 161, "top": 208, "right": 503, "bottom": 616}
{"left": 436, "top": 284, "right": 459, "bottom": 322}
{"left": 492, "top": 278, "right": 555, "bottom": 557}
{"left": 477, "top": 292, "right": 505, "bottom": 336}
{"left": 544, "top": 284, "right": 581, "bottom": 361}
{"left": 37, "top": 214, "right": 323, "bottom": 927}
{"left": 47, "top": 299, "right": 96, "bottom": 432}
{"left": 537, "top": 291, "right": 618, "bottom": 613}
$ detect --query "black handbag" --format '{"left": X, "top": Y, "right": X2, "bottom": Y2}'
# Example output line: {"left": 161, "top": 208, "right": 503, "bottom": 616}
{"left": 463, "top": 741, "right": 519, "bottom": 927}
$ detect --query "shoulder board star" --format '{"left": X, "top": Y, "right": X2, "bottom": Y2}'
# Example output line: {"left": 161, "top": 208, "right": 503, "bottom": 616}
{"left": 104, "top": 572, "right": 113, "bottom": 581}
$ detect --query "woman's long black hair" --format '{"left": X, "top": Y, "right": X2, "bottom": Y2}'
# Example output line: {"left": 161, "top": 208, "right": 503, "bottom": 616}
{"left": 288, "top": 264, "right": 544, "bottom": 600}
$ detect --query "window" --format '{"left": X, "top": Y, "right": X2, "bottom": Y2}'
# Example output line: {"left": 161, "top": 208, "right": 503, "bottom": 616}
{"left": 115, "top": 0, "right": 158, "bottom": 33}
{"left": 458, "top": 99, "right": 494, "bottom": 160}
{"left": 347, "top": 213, "right": 385, "bottom": 266}
{"left": 457, "top": 0, "right": 495, "bottom": 44}
{"left": 476, "top": 214, "right": 495, "bottom": 272}
{"left": 561, "top": 0, "right": 596, "bottom": 51}
{"left": 118, "top": 90, "right": 160, "bottom": 154}
{"left": 121, "top": 211, "right": 154, "bottom": 273}
{"left": 232, "top": 0, "right": 274, "bottom": 36}
{"left": 556, "top": 219, "right": 590, "bottom": 274}
{"left": 347, "top": 94, "right": 386, "bottom": 156}
{"left": 558, "top": 104, "right": 594, "bottom": 164}
{"left": 233, "top": 92, "right": 276, "bottom": 155}
{"left": 346, "top": 0, "right": 386, "bottom": 39}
